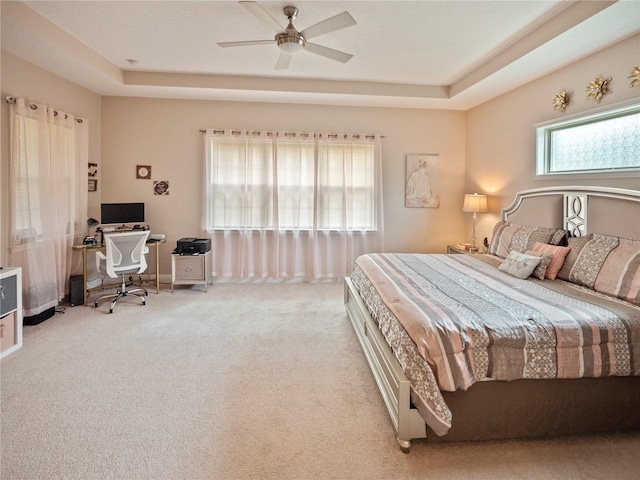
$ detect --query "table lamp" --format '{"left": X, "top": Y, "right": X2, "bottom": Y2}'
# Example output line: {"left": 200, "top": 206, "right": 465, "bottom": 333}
{"left": 462, "top": 193, "right": 488, "bottom": 252}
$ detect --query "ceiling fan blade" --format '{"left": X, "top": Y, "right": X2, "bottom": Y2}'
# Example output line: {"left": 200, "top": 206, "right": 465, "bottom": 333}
{"left": 300, "top": 11, "right": 356, "bottom": 40}
{"left": 305, "top": 43, "right": 353, "bottom": 64}
{"left": 217, "top": 40, "right": 273, "bottom": 48}
{"left": 275, "top": 53, "right": 292, "bottom": 70}
{"left": 240, "top": 1, "right": 284, "bottom": 34}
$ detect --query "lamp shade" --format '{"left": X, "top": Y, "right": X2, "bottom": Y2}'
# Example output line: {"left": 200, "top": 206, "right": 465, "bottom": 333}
{"left": 462, "top": 193, "right": 488, "bottom": 213}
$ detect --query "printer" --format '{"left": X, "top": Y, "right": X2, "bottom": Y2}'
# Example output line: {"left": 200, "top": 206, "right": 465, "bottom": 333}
{"left": 174, "top": 238, "right": 211, "bottom": 255}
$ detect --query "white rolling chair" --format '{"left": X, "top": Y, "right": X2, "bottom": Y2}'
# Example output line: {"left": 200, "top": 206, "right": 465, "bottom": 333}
{"left": 94, "top": 230, "right": 150, "bottom": 313}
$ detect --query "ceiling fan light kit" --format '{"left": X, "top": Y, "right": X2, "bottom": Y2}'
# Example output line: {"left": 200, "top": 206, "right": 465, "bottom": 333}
{"left": 218, "top": 2, "right": 356, "bottom": 69}
{"left": 276, "top": 6, "right": 305, "bottom": 54}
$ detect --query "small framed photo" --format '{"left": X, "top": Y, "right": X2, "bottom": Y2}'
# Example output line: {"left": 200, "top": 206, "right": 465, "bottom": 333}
{"left": 136, "top": 165, "right": 151, "bottom": 179}
{"left": 154, "top": 180, "right": 169, "bottom": 195}
{"left": 88, "top": 163, "right": 98, "bottom": 177}
{"left": 88, "top": 179, "right": 98, "bottom": 192}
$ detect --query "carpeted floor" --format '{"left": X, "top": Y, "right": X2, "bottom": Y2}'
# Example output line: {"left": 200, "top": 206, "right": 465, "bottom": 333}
{"left": 1, "top": 281, "right": 639, "bottom": 480}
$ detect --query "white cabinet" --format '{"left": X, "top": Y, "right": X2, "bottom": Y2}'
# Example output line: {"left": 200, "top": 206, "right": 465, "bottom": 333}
{"left": 0, "top": 267, "right": 23, "bottom": 358}
{"left": 171, "top": 251, "right": 211, "bottom": 292}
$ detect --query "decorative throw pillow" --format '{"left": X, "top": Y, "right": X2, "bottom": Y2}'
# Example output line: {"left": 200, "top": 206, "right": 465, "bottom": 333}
{"left": 489, "top": 221, "right": 518, "bottom": 258}
{"left": 498, "top": 251, "right": 542, "bottom": 279}
{"left": 550, "top": 229, "right": 569, "bottom": 246}
{"left": 559, "top": 234, "right": 619, "bottom": 288}
{"left": 593, "top": 237, "right": 640, "bottom": 306}
{"left": 489, "top": 222, "right": 561, "bottom": 259}
{"left": 531, "top": 242, "right": 571, "bottom": 280}
{"left": 525, "top": 250, "right": 554, "bottom": 280}
{"left": 511, "top": 225, "right": 555, "bottom": 253}
{"left": 557, "top": 235, "right": 593, "bottom": 281}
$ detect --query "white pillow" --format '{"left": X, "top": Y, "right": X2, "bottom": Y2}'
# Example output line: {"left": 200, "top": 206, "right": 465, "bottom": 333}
{"left": 498, "top": 250, "right": 542, "bottom": 279}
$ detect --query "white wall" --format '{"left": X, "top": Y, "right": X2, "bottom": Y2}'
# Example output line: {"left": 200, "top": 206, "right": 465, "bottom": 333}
{"left": 5, "top": 34, "right": 637, "bottom": 277}
{"left": 101, "top": 98, "right": 466, "bottom": 274}
{"left": 466, "top": 34, "right": 640, "bottom": 244}
{"left": 0, "top": 51, "right": 102, "bottom": 267}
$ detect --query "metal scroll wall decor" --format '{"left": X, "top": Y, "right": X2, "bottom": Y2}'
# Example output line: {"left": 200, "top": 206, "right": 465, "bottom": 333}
{"left": 585, "top": 75, "right": 612, "bottom": 103}
{"left": 629, "top": 65, "right": 640, "bottom": 88}
{"left": 552, "top": 89, "right": 572, "bottom": 113}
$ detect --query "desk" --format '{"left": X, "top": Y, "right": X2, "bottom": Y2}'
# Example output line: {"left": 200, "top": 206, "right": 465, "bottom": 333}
{"left": 73, "top": 239, "right": 165, "bottom": 305}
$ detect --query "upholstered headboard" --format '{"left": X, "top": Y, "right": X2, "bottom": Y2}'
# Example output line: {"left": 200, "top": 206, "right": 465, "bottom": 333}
{"left": 502, "top": 186, "right": 640, "bottom": 238}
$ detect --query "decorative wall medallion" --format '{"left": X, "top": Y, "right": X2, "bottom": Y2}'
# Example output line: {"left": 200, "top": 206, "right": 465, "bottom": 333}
{"left": 585, "top": 75, "right": 612, "bottom": 103}
{"left": 136, "top": 165, "right": 151, "bottom": 179}
{"left": 154, "top": 180, "right": 169, "bottom": 195}
{"left": 628, "top": 65, "right": 640, "bottom": 88}
{"left": 552, "top": 89, "right": 572, "bottom": 113}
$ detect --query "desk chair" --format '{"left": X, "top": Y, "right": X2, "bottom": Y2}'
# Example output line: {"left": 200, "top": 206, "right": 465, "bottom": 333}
{"left": 94, "top": 230, "right": 150, "bottom": 313}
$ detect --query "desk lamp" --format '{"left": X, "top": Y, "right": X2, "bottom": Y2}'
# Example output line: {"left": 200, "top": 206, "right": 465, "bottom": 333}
{"left": 462, "top": 193, "right": 488, "bottom": 252}
{"left": 87, "top": 217, "right": 101, "bottom": 243}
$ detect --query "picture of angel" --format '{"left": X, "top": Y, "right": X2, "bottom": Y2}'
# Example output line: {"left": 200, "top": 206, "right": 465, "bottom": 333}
{"left": 405, "top": 154, "right": 440, "bottom": 208}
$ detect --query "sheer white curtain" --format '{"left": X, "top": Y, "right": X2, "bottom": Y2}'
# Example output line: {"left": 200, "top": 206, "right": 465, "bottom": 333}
{"left": 9, "top": 97, "right": 88, "bottom": 316}
{"left": 203, "top": 130, "right": 383, "bottom": 280}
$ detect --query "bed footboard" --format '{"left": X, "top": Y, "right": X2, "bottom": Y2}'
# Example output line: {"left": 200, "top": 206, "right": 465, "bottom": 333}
{"left": 344, "top": 277, "right": 427, "bottom": 453}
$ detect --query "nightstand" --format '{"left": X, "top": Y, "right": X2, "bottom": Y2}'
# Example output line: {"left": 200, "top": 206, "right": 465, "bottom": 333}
{"left": 171, "top": 251, "right": 211, "bottom": 292}
{"left": 447, "top": 245, "right": 478, "bottom": 254}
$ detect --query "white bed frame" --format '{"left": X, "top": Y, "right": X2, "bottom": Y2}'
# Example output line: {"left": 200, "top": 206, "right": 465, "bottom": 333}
{"left": 344, "top": 186, "right": 640, "bottom": 453}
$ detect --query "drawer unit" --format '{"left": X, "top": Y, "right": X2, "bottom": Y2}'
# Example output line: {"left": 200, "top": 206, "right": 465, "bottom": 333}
{"left": 0, "top": 273, "right": 17, "bottom": 315}
{"left": 0, "top": 267, "right": 22, "bottom": 359}
{"left": 174, "top": 255, "right": 205, "bottom": 280}
{"left": 171, "top": 251, "right": 211, "bottom": 292}
{"left": 0, "top": 312, "right": 17, "bottom": 354}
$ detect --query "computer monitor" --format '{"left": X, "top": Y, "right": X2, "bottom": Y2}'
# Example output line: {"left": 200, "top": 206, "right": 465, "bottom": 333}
{"left": 100, "top": 203, "right": 145, "bottom": 226}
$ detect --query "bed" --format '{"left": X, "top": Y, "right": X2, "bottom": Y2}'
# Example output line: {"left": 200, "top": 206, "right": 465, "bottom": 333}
{"left": 344, "top": 186, "right": 640, "bottom": 452}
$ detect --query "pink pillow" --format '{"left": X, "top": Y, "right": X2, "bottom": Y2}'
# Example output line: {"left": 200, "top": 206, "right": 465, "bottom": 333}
{"left": 532, "top": 242, "right": 571, "bottom": 279}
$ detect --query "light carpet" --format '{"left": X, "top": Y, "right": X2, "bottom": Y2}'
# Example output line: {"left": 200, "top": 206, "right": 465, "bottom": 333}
{"left": 1, "top": 281, "right": 639, "bottom": 480}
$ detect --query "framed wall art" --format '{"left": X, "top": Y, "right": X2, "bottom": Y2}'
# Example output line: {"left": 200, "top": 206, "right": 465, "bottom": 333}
{"left": 88, "top": 163, "right": 98, "bottom": 177}
{"left": 88, "top": 179, "right": 97, "bottom": 192}
{"left": 405, "top": 153, "right": 440, "bottom": 208}
{"left": 136, "top": 165, "right": 151, "bottom": 179}
{"left": 154, "top": 180, "right": 169, "bottom": 195}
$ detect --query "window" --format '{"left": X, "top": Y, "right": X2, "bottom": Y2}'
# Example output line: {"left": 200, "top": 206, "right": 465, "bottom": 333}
{"left": 11, "top": 111, "right": 77, "bottom": 244}
{"left": 12, "top": 113, "right": 43, "bottom": 243}
{"left": 535, "top": 101, "right": 640, "bottom": 177}
{"left": 205, "top": 132, "right": 379, "bottom": 232}
{"left": 317, "top": 141, "right": 376, "bottom": 230}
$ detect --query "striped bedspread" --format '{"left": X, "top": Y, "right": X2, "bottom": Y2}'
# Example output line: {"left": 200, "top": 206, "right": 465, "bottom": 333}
{"left": 351, "top": 253, "right": 640, "bottom": 435}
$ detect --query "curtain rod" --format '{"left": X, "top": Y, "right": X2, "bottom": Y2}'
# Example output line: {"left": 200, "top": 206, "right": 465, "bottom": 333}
{"left": 199, "top": 129, "right": 384, "bottom": 139}
{"left": 6, "top": 96, "right": 87, "bottom": 123}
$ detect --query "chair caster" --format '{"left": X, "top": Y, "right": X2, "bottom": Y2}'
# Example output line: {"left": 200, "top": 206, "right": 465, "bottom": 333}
{"left": 94, "top": 302, "right": 99, "bottom": 308}
{"left": 141, "top": 298, "right": 146, "bottom": 306}
{"left": 109, "top": 308, "right": 114, "bottom": 314}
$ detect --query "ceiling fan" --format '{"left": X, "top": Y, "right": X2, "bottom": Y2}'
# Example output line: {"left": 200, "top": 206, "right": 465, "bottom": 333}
{"left": 217, "top": 1, "right": 357, "bottom": 70}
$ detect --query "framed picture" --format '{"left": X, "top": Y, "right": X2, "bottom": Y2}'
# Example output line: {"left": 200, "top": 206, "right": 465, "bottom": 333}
{"left": 405, "top": 153, "right": 440, "bottom": 208}
{"left": 88, "top": 179, "right": 98, "bottom": 192}
{"left": 136, "top": 165, "right": 151, "bottom": 179}
{"left": 154, "top": 180, "right": 169, "bottom": 195}
{"left": 88, "top": 163, "right": 98, "bottom": 177}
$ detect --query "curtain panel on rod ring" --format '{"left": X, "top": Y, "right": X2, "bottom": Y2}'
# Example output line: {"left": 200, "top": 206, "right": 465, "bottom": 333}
{"left": 202, "top": 129, "right": 384, "bottom": 280}
{"left": 8, "top": 97, "right": 88, "bottom": 316}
